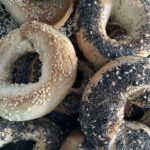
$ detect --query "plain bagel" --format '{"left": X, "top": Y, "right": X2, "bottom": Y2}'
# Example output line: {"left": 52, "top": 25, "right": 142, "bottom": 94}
{"left": 0, "top": 21, "right": 77, "bottom": 121}
{"left": 75, "top": 0, "right": 150, "bottom": 68}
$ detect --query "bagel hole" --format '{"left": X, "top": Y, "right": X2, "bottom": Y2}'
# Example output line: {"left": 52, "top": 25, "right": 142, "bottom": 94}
{"left": 73, "top": 69, "right": 83, "bottom": 88}
{"left": 0, "top": 140, "right": 36, "bottom": 150}
{"left": 124, "top": 90, "right": 149, "bottom": 121}
{"left": 124, "top": 101, "right": 145, "bottom": 121}
{"left": 11, "top": 52, "right": 42, "bottom": 84}
{"left": 106, "top": 17, "right": 127, "bottom": 40}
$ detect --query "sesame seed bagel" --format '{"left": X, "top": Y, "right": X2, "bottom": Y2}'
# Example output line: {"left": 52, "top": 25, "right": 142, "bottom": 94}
{"left": 28, "top": 55, "right": 94, "bottom": 115}
{"left": 75, "top": 0, "right": 150, "bottom": 68}
{"left": 80, "top": 56, "right": 150, "bottom": 148}
{"left": 0, "top": 117, "right": 64, "bottom": 150}
{"left": 1, "top": 0, "right": 73, "bottom": 29}
{"left": 0, "top": 4, "right": 18, "bottom": 38}
{"left": 0, "top": 21, "right": 77, "bottom": 121}
{"left": 28, "top": 54, "right": 81, "bottom": 115}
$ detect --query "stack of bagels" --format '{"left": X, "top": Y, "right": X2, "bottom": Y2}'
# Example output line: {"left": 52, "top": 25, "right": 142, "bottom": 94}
{"left": 0, "top": 0, "right": 149, "bottom": 150}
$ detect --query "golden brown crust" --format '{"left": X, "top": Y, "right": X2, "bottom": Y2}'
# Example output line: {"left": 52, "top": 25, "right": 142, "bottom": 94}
{"left": 1, "top": 0, "right": 73, "bottom": 29}
{"left": 76, "top": 28, "right": 109, "bottom": 69}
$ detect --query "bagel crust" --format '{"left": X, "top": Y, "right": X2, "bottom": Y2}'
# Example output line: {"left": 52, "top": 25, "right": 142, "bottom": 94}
{"left": 75, "top": 0, "right": 150, "bottom": 68}
{"left": 0, "top": 118, "right": 64, "bottom": 150}
{"left": 0, "top": 21, "right": 77, "bottom": 121}
{"left": 1, "top": 0, "right": 73, "bottom": 29}
{"left": 80, "top": 56, "right": 150, "bottom": 148}
{"left": 108, "top": 121, "right": 150, "bottom": 150}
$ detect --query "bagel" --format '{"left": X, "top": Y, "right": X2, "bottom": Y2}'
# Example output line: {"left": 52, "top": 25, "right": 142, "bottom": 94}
{"left": 0, "top": 21, "right": 77, "bottom": 121}
{"left": 0, "top": 4, "right": 18, "bottom": 38}
{"left": 28, "top": 55, "right": 93, "bottom": 115}
{"left": 78, "top": 138, "right": 96, "bottom": 150}
{"left": 60, "top": 130, "right": 84, "bottom": 150}
{"left": 123, "top": 121, "right": 150, "bottom": 150}
{"left": 60, "top": 15, "right": 75, "bottom": 39}
{"left": 60, "top": 122, "right": 150, "bottom": 150}
{"left": 15, "top": 51, "right": 81, "bottom": 132}
{"left": 54, "top": 89, "right": 82, "bottom": 115}
{"left": 54, "top": 59, "right": 94, "bottom": 115}
{"left": 80, "top": 56, "right": 150, "bottom": 148}
{"left": 28, "top": 56, "right": 81, "bottom": 115}
{"left": 0, "top": 117, "right": 64, "bottom": 150}
{"left": 108, "top": 121, "right": 150, "bottom": 150}
{"left": 75, "top": 0, "right": 150, "bottom": 68}
{"left": 1, "top": 0, "right": 73, "bottom": 29}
